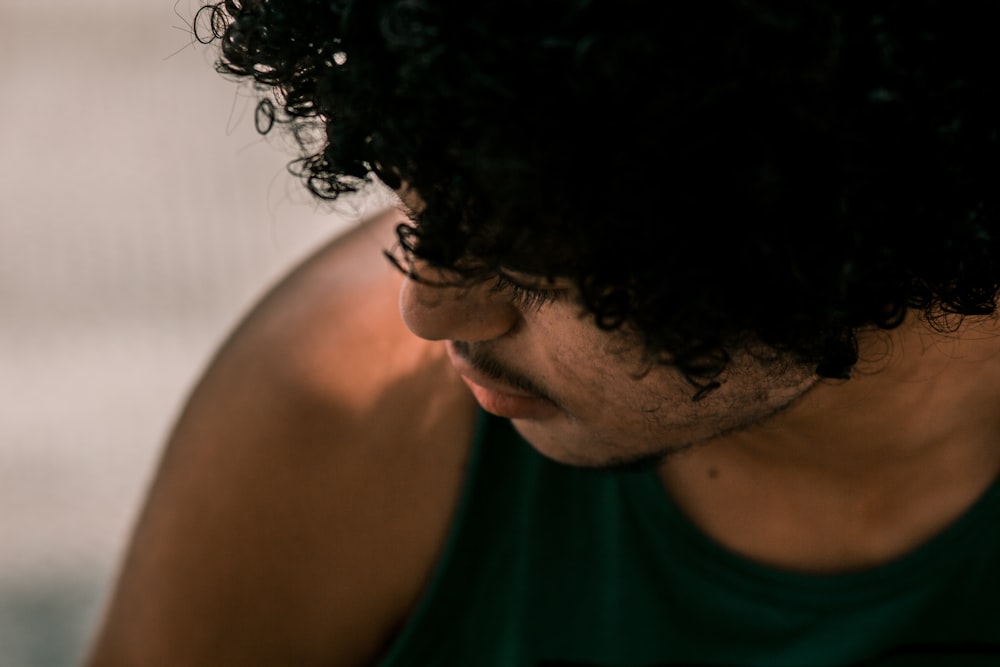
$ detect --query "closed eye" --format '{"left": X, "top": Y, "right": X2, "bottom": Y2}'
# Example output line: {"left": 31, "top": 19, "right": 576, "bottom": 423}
{"left": 489, "top": 274, "right": 568, "bottom": 311}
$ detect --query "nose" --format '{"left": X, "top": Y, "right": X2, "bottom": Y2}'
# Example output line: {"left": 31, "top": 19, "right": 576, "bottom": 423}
{"left": 399, "top": 270, "right": 520, "bottom": 342}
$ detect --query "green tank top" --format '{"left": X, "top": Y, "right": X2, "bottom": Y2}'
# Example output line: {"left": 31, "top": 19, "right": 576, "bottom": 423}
{"left": 377, "top": 411, "right": 1000, "bottom": 666}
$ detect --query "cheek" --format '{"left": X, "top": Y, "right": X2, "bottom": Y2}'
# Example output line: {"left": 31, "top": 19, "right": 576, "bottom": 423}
{"left": 527, "top": 308, "right": 702, "bottom": 418}
{"left": 530, "top": 313, "right": 602, "bottom": 374}
{"left": 547, "top": 349, "right": 687, "bottom": 420}
{"left": 544, "top": 342, "right": 622, "bottom": 400}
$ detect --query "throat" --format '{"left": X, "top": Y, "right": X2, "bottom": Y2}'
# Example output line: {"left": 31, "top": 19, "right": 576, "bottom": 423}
{"left": 657, "top": 446, "right": 1000, "bottom": 574}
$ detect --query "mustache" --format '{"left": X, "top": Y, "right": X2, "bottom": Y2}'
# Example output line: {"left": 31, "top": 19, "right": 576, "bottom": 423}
{"left": 451, "top": 340, "right": 554, "bottom": 402}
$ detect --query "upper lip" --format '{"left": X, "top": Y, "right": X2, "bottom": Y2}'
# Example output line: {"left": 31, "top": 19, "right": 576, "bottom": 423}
{"left": 446, "top": 344, "right": 539, "bottom": 399}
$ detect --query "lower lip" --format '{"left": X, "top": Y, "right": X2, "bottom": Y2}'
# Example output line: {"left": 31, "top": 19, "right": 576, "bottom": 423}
{"left": 458, "top": 375, "right": 559, "bottom": 420}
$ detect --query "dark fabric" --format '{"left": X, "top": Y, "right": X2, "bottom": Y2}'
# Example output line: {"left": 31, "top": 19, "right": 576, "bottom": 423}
{"left": 377, "top": 411, "right": 1000, "bottom": 666}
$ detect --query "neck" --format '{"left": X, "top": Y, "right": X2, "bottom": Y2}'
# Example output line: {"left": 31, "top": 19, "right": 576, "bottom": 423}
{"left": 659, "top": 314, "right": 1000, "bottom": 573}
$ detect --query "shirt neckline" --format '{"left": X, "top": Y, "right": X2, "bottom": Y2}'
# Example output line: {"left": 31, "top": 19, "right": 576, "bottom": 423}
{"left": 628, "top": 464, "right": 1000, "bottom": 607}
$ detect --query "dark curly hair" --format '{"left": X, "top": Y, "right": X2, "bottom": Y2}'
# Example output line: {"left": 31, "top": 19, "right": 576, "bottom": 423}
{"left": 197, "top": 0, "right": 1000, "bottom": 383}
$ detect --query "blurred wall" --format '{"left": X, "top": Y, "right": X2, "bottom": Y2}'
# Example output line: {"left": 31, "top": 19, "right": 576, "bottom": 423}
{"left": 0, "top": 3, "right": 390, "bottom": 665}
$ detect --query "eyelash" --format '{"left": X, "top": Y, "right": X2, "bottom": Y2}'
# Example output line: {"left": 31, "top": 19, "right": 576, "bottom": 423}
{"left": 490, "top": 274, "right": 565, "bottom": 311}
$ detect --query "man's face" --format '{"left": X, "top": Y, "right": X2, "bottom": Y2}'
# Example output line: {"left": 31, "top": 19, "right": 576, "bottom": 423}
{"left": 399, "top": 266, "right": 820, "bottom": 469}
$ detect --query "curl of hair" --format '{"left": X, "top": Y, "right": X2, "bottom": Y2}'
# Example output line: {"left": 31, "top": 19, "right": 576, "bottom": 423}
{"left": 198, "top": 0, "right": 1000, "bottom": 381}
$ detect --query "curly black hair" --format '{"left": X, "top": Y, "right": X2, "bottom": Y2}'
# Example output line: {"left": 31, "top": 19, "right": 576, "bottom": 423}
{"left": 197, "top": 0, "right": 1000, "bottom": 382}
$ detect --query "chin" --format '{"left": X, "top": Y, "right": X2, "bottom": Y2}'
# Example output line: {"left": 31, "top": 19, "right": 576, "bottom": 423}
{"left": 510, "top": 418, "right": 671, "bottom": 471}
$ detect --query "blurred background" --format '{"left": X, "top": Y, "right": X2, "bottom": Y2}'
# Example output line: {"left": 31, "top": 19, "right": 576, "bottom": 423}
{"left": 0, "top": 2, "right": 390, "bottom": 664}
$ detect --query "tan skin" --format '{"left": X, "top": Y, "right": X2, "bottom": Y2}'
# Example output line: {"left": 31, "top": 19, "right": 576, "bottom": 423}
{"left": 87, "top": 211, "right": 474, "bottom": 666}
{"left": 88, "top": 208, "right": 1000, "bottom": 665}
{"left": 661, "top": 315, "right": 1000, "bottom": 572}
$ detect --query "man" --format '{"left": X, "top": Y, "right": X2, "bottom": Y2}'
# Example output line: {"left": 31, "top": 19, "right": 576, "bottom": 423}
{"left": 88, "top": 1, "right": 1000, "bottom": 665}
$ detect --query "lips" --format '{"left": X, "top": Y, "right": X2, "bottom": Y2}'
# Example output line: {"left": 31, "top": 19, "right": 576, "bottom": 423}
{"left": 446, "top": 343, "right": 558, "bottom": 420}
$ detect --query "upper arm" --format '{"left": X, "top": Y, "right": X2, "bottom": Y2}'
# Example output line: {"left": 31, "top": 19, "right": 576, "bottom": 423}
{"left": 86, "top": 212, "right": 476, "bottom": 666}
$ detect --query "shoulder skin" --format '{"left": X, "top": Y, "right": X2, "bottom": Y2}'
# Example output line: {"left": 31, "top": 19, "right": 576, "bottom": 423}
{"left": 86, "top": 209, "right": 477, "bottom": 666}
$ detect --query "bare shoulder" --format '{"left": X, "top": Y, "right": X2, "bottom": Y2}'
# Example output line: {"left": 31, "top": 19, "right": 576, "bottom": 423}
{"left": 87, "top": 210, "right": 477, "bottom": 667}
